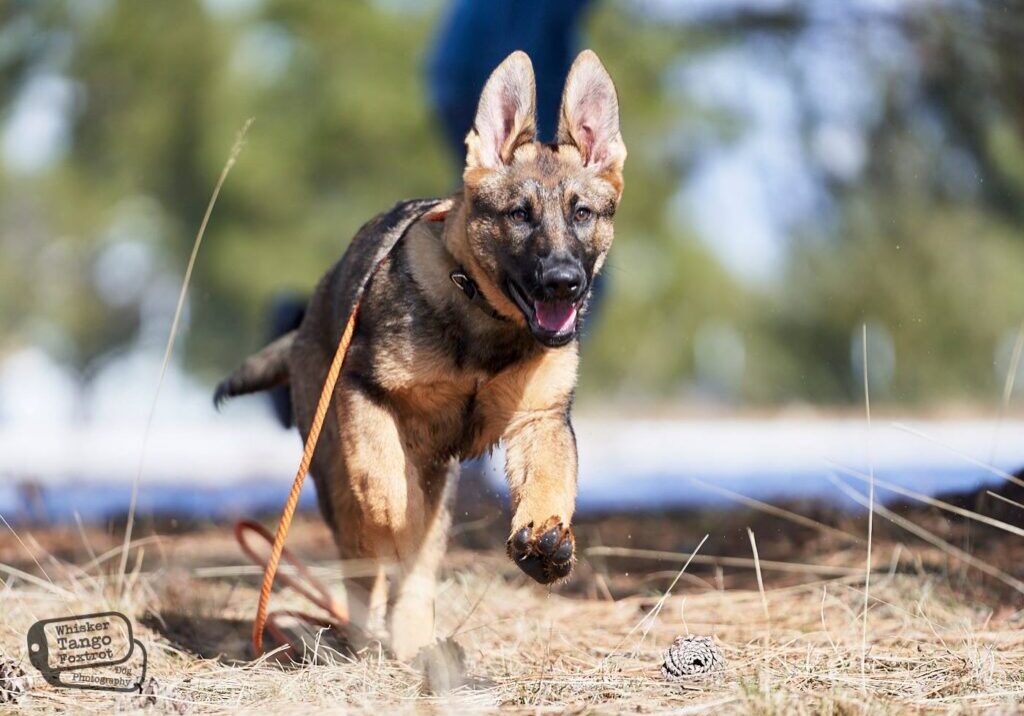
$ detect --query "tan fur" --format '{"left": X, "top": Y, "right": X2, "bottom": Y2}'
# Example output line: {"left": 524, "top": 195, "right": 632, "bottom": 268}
{"left": 557, "top": 50, "right": 627, "bottom": 187}
{"left": 477, "top": 347, "right": 580, "bottom": 528}
{"left": 219, "top": 50, "right": 625, "bottom": 661}
{"left": 464, "top": 51, "right": 537, "bottom": 172}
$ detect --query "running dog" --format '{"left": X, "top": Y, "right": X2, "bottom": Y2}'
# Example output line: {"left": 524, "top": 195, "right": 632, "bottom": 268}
{"left": 216, "top": 49, "right": 626, "bottom": 659}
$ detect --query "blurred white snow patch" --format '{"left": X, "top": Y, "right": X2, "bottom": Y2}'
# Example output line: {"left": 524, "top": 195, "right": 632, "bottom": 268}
{"left": 0, "top": 347, "right": 78, "bottom": 425}
{"left": 85, "top": 350, "right": 209, "bottom": 424}
{"left": 1, "top": 74, "right": 75, "bottom": 175}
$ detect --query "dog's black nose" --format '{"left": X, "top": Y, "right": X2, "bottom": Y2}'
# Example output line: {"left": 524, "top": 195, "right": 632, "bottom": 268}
{"left": 539, "top": 261, "right": 585, "bottom": 301}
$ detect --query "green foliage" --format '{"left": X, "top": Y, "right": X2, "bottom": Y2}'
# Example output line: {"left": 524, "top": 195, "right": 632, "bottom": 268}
{"left": 3, "top": 0, "right": 1024, "bottom": 408}
{"left": 2, "top": 0, "right": 452, "bottom": 375}
{"left": 761, "top": 198, "right": 1024, "bottom": 403}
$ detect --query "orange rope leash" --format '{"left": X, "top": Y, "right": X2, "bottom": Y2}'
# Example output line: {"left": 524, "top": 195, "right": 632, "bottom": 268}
{"left": 245, "top": 201, "right": 451, "bottom": 659}
{"left": 235, "top": 520, "right": 347, "bottom": 660}
{"left": 251, "top": 304, "right": 360, "bottom": 656}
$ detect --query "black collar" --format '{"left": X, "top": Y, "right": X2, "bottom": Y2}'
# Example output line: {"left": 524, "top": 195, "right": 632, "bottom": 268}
{"left": 449, "top": 268, "right": 510, "bottom": 322}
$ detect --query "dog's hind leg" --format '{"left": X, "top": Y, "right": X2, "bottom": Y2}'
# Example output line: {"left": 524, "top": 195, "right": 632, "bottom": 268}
{"left": 386, "top": 459, "right": 457, "bottom": 661}
{"left": 283, "top": 361, "right": 388, "bottom": 651}
{"left": 336, "top": 383, "right": 446, "bottom": 660}
{"left": 328, "top": 492, "right": 392, "bottom": 646}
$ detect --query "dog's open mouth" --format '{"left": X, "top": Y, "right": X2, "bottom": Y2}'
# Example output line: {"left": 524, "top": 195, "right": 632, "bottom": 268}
{"left": 507, "top": 279, "right": 581, "bottom": 347}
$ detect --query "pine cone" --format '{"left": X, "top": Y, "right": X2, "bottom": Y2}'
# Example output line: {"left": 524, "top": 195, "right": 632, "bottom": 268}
{"left": 661, "top": 635, "right": 725, "bottom": 680}
{"left": 0, "top": 657, "right": 30, "bottom": 704}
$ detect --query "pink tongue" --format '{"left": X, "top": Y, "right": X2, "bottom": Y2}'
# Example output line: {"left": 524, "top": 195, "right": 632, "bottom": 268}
{"left": 534, "top": 300, "right": 577, "bottom": 333}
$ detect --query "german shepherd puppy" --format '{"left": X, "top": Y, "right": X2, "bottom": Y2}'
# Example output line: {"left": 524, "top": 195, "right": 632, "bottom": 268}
{"left": 216, "top": 50, "right": 626, "bottom": 659}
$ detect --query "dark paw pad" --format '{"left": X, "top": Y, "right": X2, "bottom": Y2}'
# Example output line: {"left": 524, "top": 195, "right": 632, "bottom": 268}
{"left": 506, "top": 518, "right": 575, "bottom": 584}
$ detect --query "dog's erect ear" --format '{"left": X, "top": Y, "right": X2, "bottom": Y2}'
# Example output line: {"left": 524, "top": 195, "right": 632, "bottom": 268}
{"left": 557, "top": 50, "right": 626, "bottom": 182}
{"left": 465, "top": 51, "right": 537, "bottom": 172}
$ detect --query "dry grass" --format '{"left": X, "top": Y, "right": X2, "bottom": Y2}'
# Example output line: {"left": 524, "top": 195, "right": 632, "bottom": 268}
{"left": 2, "top": 522, "right": 1024, "bottom": 715}
{"left": 2, "top": 110, "right": 1012, "bottom": 714}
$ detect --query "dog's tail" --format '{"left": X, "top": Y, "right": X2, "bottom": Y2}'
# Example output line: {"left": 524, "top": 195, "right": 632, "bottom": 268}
{"left": 214, "top": 330, "right": 294, "bottom": 407}
{"left": 214, "top": 294, "right": 306, "bottom": 426}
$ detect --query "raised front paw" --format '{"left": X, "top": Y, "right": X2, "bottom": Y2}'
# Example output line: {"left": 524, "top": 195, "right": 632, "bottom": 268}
{"left": 506, "top": 517, "right": 575, "bottom": 584}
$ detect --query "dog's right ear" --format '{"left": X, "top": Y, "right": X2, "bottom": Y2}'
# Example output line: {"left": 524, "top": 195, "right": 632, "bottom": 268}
{"left": 464, "top": 51, "right": 537, "bottom": 173}
{"left": 556, "top": 50, "right": 626, "bottom": 190}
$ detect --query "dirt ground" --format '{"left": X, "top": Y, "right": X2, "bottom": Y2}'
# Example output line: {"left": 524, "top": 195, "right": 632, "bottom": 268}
{"left": 3, "top": 486, "right": 1024, "bottom": 714}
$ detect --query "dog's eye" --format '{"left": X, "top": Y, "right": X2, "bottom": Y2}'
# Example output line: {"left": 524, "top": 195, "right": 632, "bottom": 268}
{"left": 509, "top": 208, "right": 529, "bottom": 224}
{"left": 573, "top": 206, "right": 593, "bottom": 223}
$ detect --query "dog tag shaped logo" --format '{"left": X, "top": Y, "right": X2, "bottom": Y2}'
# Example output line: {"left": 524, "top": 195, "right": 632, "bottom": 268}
{"left": 27, "top": 612, "right": 145, "bottom": 692}
{"left": 49, "top": 640, "right": 147, "bottom": 693}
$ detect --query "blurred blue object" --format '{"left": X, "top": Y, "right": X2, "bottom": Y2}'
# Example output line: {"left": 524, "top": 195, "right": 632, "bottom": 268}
{"left": 427, "top": 0, "right": 593, "bottom": 158}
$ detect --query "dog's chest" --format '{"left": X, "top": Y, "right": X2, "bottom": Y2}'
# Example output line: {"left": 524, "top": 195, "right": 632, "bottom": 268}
{"left": 386, "top": 363, "right": 509, "bottom": 462}
{"left": 372, "top": 325, "right": 577, "bottom": 464}
{"left": 364, "top": 262, "right": 540, "bottom": 460}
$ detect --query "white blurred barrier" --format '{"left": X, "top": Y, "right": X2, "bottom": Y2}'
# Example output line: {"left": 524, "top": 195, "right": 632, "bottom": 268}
{"left": 1, "top": 417, "right": 1023, "bottom": 521}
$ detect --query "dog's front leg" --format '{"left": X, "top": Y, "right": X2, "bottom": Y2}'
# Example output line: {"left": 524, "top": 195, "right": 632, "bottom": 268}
{"left": 503, "top": 408, "right": 578, "bottom": 584}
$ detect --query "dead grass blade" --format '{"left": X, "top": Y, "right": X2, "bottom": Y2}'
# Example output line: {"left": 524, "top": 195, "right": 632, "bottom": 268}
{"left": 602, "top": 534, "right": 708, "bottom": 663}
{"left": 117, "top": 118, "right": 254, "bottom": 591}
{"left": 987, "top": 321, "right": 1024, "bottom": 466}
{"left": 987, "top": 490, "right": 1024, "bottom": 512}
{"left": 860, "top": 322, "right": 875, "bottom": 679}
{"left": 828, "top": 475, "right": 1024, "bottom": 595}
{"left": 891, "top": 422, "right": 1024, "bottom": 490}
{"left": 690, "top": 478, "right": 862, "bottom": 544}
{"left": 585, "top": 545, "right": 864, "bottom": 578}
{"left": 747, "top": 529, "right": 769, "bottom": 653}
{"left": 830, "top": 462, "right": 1024, "bottom": 539}
{"left": 0, "top": 562, "right": 77, "bottom": 599}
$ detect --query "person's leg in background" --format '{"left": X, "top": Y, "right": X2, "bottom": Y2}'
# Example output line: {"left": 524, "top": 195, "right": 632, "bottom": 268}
{"left": 427, "top": 0, "right": 592, "bottom": 154}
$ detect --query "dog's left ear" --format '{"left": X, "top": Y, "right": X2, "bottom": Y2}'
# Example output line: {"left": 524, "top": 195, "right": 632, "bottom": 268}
{"left": 557, "top": 50, "right": 627, "bottom": 185}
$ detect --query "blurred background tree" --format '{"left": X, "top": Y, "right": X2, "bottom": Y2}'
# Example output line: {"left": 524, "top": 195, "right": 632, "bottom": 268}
{"left": 2, "top": 0, "right": 1024, "bottom": 413}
